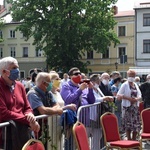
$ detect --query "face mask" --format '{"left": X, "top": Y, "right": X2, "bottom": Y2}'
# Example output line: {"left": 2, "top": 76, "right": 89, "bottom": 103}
{"left": 127, "top": 77, "right": 135, "bottom": 82}
{"left": 135, "top": 82, "right": 140, "bottom": 85}
{"left": 53, "top": 80, "right": 61, "bottom": 89}
{"left": 94, "top": 83, "right": 99, "bottom": 89}
{"left": 102, "top": 79, "right": 109, "bottom": 85}
{"left": 118, "top": 83, "right": 122, "bottom": 87}
{"left": 46, "top": 82, "right": 53, "bottom": 92}
{"left": 72, "top": 75, "right": 81, "bottom": 84}
{"left": 8, "top": 68, "right": 20, "bottom": 81}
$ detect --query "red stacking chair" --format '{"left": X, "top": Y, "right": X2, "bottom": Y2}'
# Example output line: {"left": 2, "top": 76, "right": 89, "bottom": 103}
{"left": 100, "top": 112, "right": 141, "bottom": 150}
{"left": 140, "top": 108, "right": 150, "bottom": 146}
{"left": 139, "top": 101, "right": 144, "bottom": 115}
{"left": 22, "top": 139, "right": 45, "bottom": 150}
{"left": 72, "top": 121, "right": 90, "bottom": 150}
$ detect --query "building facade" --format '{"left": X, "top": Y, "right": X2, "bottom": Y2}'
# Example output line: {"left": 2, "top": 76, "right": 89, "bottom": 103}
{"left": 133, "top": 1, "right": 150, "bottom": 78}
{"left": 81, "top": 10, "right": 135, "bottom": 77}
{"left": 0, "top": 22, "right": 46, "bottom": 78}
{"left": 0, "top": 0, "right": 138, "bottom": 78}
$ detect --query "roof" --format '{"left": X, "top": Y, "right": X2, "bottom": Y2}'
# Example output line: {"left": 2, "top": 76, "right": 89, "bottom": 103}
{"left": 115, "top": 10, "right": 135, "bottom": 17}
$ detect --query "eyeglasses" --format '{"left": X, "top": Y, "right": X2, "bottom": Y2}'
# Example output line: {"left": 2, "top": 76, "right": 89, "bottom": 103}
{"left": 73, "top": 72, "right": 81, "bottom": 76}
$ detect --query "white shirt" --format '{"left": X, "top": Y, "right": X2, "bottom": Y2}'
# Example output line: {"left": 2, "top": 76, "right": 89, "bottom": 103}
{"left": 117, "top": 81, "right": 141, "bottom": 107}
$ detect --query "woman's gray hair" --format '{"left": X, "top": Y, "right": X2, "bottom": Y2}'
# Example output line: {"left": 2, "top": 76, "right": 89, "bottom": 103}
{"left": 0, "top": 57, "right": 18, "bottom": 75}
{"left": 35, "top": 72, "right": 50, "bottom": 86}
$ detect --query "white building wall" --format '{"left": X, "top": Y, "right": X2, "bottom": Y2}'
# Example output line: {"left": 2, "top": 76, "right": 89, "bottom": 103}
{"left": 135, "top": 7, "right": 150, "bottom": 66}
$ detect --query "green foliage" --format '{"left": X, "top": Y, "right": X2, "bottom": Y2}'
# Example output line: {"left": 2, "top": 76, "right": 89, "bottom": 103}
{"left": 39, "top": 124, "right": 57, "bottom": 150}
{"left": 7, "top": 0, "right": 119, "bottom": 73}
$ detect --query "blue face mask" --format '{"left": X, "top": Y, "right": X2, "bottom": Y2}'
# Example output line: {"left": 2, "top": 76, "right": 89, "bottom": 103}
{"left": 46, "top": 82, "right": 53, "bottom": 92}
{"left": 9, "top": 68, "right": 20, "bottom": 81}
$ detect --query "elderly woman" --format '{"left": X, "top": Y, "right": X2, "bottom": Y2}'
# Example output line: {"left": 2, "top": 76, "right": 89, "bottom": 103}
{"left": 117, "top": 69, "right": 141, "bottom": 140}
{"left": 49, "top": 72, "right": 77, "bottom": 150}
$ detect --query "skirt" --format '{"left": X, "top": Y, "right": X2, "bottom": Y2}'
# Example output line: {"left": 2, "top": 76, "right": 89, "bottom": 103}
{"left": 121, "top": 105, "right": 141, "bottom": 132}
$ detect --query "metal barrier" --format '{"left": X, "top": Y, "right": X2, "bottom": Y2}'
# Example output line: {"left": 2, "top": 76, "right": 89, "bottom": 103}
{"left": 77, "top": 102, "right": 105, "bottom": 150}
{"left": 0, "top": 103, "right": 105, "bottom": 150}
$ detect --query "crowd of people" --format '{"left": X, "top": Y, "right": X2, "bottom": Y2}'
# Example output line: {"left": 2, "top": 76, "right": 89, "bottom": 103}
{"left": 0, "top": 56, "right": 150, "bottom": 150}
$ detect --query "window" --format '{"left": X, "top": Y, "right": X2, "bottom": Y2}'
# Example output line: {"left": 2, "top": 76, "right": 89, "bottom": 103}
{"left": 0, "top": 48, "right": 3, "bottom": 58}
{"left": 102, "top": 49, "right": 109, "bottom": 58}
{"left": 143, "top": 13, "right": 150, "bottom": 26}
{"left": 10, "top": 47, "right": 16, "bottom": 57}
{"left": 118, "top": 47, "right": 126, "bottom": 58}
{"left": 9, "top": 30, "right": 15, "bottom": 38}
{"left": 20, "top": 71, "right": 25, "bottom": 79}
{"left": 87, "top": 51, "right": 93, "bottom": 59}
{"left": 143, "top": 40, "right": 150, "bottom": 53}
{"left": 118, "top": 26, "right": 126, "bottom": 36}
{"left": 0, "top": 30, "right": 3, "bottom": 39}
{"left": 23, "top": 47, "right": 28, "bottom": 57}
{"left": 36, "top": 49, "right": 42, "bottom": 57}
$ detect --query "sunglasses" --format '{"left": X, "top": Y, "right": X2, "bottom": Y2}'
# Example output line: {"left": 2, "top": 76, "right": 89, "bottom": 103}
{"left": 73, "top": 72, "right": 81, "bottom": 76}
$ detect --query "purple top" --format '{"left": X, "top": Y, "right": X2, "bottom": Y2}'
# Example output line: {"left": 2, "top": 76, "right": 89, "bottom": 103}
{"left": 60, "top": 80, "right": 95, "bottom": 109}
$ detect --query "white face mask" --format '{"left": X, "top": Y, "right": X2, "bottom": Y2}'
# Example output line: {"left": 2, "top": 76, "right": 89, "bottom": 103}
{"left": 128, "top": 77, "right": 135, "bottom": 82}
{"left": 102, "top": 79, "right": 109, "bottom": 85}
{"left": 94, "top": 83, "right": 99, "bottom": 89}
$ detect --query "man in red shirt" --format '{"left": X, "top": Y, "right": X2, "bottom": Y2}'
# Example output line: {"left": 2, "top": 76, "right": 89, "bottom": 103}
{"left": 0, "top": 56, "right": 40, "bottom": 150}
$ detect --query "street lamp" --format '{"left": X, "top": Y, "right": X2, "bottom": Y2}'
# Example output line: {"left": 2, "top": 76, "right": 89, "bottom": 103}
{"left": 115, "top": 62, "right": 118, "bottom": 71}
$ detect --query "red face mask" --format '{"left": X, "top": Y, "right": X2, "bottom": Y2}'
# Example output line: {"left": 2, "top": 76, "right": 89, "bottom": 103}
{"left": 72, "top": 75, "right": 81, "bottom": 84}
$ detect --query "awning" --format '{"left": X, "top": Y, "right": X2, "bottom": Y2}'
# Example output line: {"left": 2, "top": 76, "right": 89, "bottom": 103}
{"left": 129, "top": 67, "right": 150, "bottom": 75}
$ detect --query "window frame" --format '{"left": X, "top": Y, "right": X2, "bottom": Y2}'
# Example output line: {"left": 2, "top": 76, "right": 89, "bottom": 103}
{"left": 143, "top": 39, "right": 150, "bottom": 53}
{"left": 23, "top": 47, "right": 28, "bottom": 57}
{"left": 10, "top": 47, "right": 16, "bottom": 57}
{"left": 0, "top": 30, "right": 3, "bottom": 39}
{"left": 0, "top": 47, "right": 3, "bottom": 58}
{"left": 143, "top": 13, "right": 150, "bottom": 26}
{"left": 102, "top": 49, "right": 109, "bottom": 59}
{"left": 118, "top": 47, "right": 126, "bottom": 58}
{"left": 9, "top": 30, "right": 16, "bottom": 38}
{"left": 87, "top": 50, "right": 93, "bottom": 59}
{"left": 118, "top": 26, "right": 126, "bottom": 36}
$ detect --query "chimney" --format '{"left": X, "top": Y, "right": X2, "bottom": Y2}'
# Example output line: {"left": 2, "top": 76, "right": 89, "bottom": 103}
{"left": 112, "top": 5, "right": 118, "bottom": 15}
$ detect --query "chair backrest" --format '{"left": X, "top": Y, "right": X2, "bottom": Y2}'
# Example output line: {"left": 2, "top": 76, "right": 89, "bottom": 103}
{"left": 73, "top": 121, "right": 90, "bottom": 150}
{"left": 139, "top": 101, "right": 144, "bottom": 114}
{"left": 100, "top": 112, "right": 120, "bottom": 143}
{"left": 22, "top": 139, "right": 45, "bottom": 150}
{"left": 141, "top": 108, "right": 150, "bottom": 133}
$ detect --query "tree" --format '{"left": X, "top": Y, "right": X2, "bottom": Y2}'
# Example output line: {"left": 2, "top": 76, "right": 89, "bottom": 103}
{"left": 7, "top": 0, "right": 119, "bottom": 73}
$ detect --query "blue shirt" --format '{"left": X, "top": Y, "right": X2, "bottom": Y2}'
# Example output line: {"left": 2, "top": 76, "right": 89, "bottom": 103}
{"left": 27, "top": 86, "right": 56, "bottom": 112}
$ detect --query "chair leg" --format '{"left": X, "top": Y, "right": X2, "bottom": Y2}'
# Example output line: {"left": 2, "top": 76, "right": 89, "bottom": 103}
{"left": 140, "top": 139, "right": 142, "bottom": 150}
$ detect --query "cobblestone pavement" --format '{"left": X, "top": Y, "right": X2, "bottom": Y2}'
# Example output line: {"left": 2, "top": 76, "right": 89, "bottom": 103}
{"left": 121, "top": 133, "right": 150, "bottom": 150}
{"left": 142, "top": 141, "right": 150, "bottom": 150}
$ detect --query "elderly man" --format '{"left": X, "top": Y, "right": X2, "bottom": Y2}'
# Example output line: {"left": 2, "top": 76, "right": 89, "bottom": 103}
{"left": 0, "top": 56, "right": 40, "bottom": 150}
{"left": 27, "top": 72, "right": 63, "bottom": 116}
{"left": 99, "top": 72, "right": 113, "bottom": 96}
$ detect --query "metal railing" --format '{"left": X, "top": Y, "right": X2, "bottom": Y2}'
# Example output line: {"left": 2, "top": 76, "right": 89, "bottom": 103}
{"left": 0, "top": 103, "right": 105, "bottom": 150}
